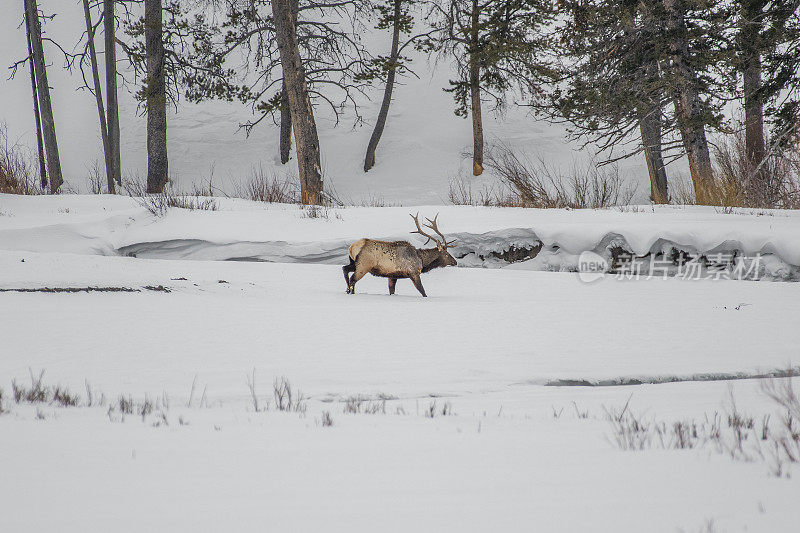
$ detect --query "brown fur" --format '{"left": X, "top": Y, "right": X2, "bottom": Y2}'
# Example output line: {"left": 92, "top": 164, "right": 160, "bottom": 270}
{"left": 343, "top": 238, "right": 457, "bottom": 297}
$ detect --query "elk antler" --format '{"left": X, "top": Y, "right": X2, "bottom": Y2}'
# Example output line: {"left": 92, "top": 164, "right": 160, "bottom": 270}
{"left": 410, "top": 213, "right": 456, "bottom": 248}
{"left": 423, "top": 213, "right": 456, "bottom": 248}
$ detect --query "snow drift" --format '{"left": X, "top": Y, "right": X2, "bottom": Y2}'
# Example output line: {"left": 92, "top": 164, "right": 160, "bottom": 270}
{"left": 1, "top": 194, "right": 799, "bottom": 280}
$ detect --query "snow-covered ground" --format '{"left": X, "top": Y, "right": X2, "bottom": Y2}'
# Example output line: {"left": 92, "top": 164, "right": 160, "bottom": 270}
{"left": 2, "top": 196, "right": 800, "bottom": 531}
{"left": 4, "top": 1, "right": 799, "bottom": 528}
{"left": 2, "top": 194, "right": 799, "bottom": 277}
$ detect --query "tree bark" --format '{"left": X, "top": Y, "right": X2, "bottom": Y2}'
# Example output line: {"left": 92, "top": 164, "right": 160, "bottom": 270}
{"left": 663, "top": 0, "right": 714, "bottom": 204}
{"left": 272, "top": 0, "right": 323, "bottom": 204}
{"left": 24, "top": 3, "right": 47, "bottom": 189}
{"left": 637, "top": 54, "right": 668, "bottom": 204}
{"left": 105, "top": 0, "right": 121, "bottom": 186}
{"left": 638, "top": 107, "right": 669, "bottom": 203}
{"left": 83, "top": 0, "right": 114, "bottom": 194}
{"left": 364, "top": 0, "right": 402, "bottom": 172}
{"left": 145, "top": 0, "right": 168, "bottom": 193}
{"left": 740, "top": 0, "right": 766, "bottom": 166}
{"left": 280, "top": 83, "right": 291, "bottom": 164}
{"left": 24, "top": 0, "right": 63, "bottom": 194}
{"left": 469, "top": 0, "right": 483, "bottom": 176}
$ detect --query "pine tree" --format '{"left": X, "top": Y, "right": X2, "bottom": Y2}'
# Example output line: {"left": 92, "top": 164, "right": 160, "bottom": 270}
{"left": 544, "top": 0, "right": 674, "bottom": 203}
{"left": 105, "top": 0, "right": 122, "bottom": 187}
{"left": 428, "top": 0, "right": 556, "bottom": 175}
{"left": 177, "top": 0, "right": 372, "bottom": 203}
{"left": 733, "top": 1, "right": 800, "bottom": 154}
{"left": 542, "top": 0, "right": 731, "bottom": 204}
{"left": 361, "top": 0, "right": 430, "bottom": 172}
{"left": 144, "top": 0, "right": 168, "bottom": 193}
{"left": 273, "top": 0, "right": 323, "bottom": 203}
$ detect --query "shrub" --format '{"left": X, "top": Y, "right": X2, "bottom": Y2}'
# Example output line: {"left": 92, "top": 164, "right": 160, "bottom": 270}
{"left": 450, "top": 145, "right": 635, "bottom": 209}
{"left": 12, "top": 369, "right": 48, "bottom": 403}
{"left": 236, "top": 166, "right": 299, "bottom": 204}
{"left": 447, "top": 177, "right": 506, "bottom": 206}
{"left": 122, "top": 178, "right": 218, "bottom": 216}
{"left": 0, "top": 123, "right": 43, "bottom": 195}
{"left": 484, "top": 146, "right": 635, "bottom": 209}
{"left": 273, "top": 377, "right": 307, "bottom": 413}
{"left": 709, "top": 132, "right": 800, "bottom": 209}
{"left": 605, "top": 377, "right": 800, "bottom": 477}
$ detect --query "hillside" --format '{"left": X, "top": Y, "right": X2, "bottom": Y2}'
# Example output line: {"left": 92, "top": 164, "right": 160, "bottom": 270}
{"left": 0, "top": 0, "right": 652, "bottom": 204}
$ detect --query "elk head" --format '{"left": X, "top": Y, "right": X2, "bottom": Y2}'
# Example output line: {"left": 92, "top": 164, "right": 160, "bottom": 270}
{"left": 410, "top": 213, "right": 458, "bottom": 269}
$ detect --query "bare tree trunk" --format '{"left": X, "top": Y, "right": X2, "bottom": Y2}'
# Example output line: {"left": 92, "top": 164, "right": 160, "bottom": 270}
{"left": 664, "top": 0, "right": 714, "bottom": 204}
{"left": 145, "top": 0, "right": 168, "bottom": 193}
{"left": 364, "top": 0, "right": 402, "bottom": 172}
{"left": 638, "top": 108, "right": 669, "bottom": 203}
{"left": 280, "top": 83, "right": 291, "bottom": 164}
{"left": 24, "top": 0, "right": 63, "bottom": 194}
{"left": 272, "top": 0, "right": 323, "bottom": 204}
{"left": 24, "top": 3, "right": 46, "bottom": 189}
{"left": 83, "top": 0, "right": 114, "bottom": 194}
{"left": 469, "top": 0, "right": 483, "bottom": 176}
{"left": 105, "top": 0, "right": 121, "bottom": 186}
{"left": 740, "top": 1, "right": 766, "bottom": 166}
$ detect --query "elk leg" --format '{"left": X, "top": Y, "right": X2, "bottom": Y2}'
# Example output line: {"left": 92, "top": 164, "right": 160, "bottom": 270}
{"left": 349, "top": 266, "right": 368, "bottom": 295}
{"left": 410, "top": 274, "right": 427, "bottom": 297}
{"left": 343, "top": 260, "right": 355, "bottom": 293}
{"left": 388, "top": 277, "right": 397, "bottom": 295}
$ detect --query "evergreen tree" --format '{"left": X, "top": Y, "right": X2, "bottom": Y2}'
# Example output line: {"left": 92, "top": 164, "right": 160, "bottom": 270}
{"left": 732, "top": 1, "right": 800, "bottom": 154}
{"left": 176, "top": 0, "right": 372, "bottom": 202}
{"left": 427, "top": 0, "right": 556, "bottom": 175}
{"left": 544, "top": 0, "right": 674, "bottom": 202}
{"left": 361, "top": 0, "right": 428, "bottom": 172}
{"left": 542, "top": 0, "right": 731, "bottom": 203}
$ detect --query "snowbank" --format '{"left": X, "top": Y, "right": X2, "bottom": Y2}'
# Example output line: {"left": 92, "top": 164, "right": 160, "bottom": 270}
{"left": 1, "top": 194, "right": 799, "bottom": 279}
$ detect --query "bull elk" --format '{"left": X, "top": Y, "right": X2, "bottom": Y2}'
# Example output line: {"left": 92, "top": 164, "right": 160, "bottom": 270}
{"left": 343, "top": 213, "right": 458, "bottom": 297}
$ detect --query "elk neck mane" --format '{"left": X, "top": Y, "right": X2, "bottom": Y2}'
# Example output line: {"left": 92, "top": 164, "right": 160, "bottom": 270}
{"left": 419, "top": 247, "right": 444, "bottom": 272}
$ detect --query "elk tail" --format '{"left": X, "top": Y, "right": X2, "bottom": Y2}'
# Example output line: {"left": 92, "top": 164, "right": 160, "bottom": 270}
{"left": 349, "top": 238, "right": 367, "bottom": 261}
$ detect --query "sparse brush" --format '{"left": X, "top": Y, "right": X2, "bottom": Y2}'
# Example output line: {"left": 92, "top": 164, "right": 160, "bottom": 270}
{"left": 301, "top": 204, "right": 340, "bottom": 219}
{"left": 343, "top": 396, "right": 362, "bottom": 414}
{"left": 138, "top": 397, "right": 154, "bottom": 420}
{"left": 0, "top": 122, "right": 44, "bottom": 195}
{"left": 12, "top": 369, "right": 49, "bottom": 403}
{"left": 447, "top": 177, "right": 502, "bottom": 206}
{"left": 343, "top": 396, "right": 386, "bottom": 415}
{"left": 424, "top": 400, "right": 453, "bottom": 418}
{"left": 246, "top": 368, "right": 265, "bottom": 412}
{"left": 122, "top": 178, "right": 218, "bottom": 216}
{"left": 357, "top": 195, "right": 401, "bottom": 207}
{"left": 572, "top": 401, "right": 589, "bottom": 419}
{"left": 760, "top": 375, "right": 800, "bottom": 473}
{"left": 236, "top": 166, "right": 299, "bottom": 204}
{"left": 273, "top": 377, "right": 306, "bottom": 413}
{"left": 84, "top": 380, "right": 103, "bottom": 407}
{"left": 52, "top": 386, "right": 80, "bottom": 407}
{"left": 484, "top": 145, "right": 635, "bottom": 209}
{"left": 321, "top": 411, "right": 334, "bottom": 427}
{"left": 0, "top": 387, "right": 4, "bottom": 414}
{"left": 708, "top": 131, "right": 800, "bottom": 209}
{"left": 118, "top": 395, "right": 134, "bottom": 415}
{"left": 605, "top": 375, "right": 800, "bottom": 477}
{"left": 86, "top": 160, "right": 105, "bottom": 194}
